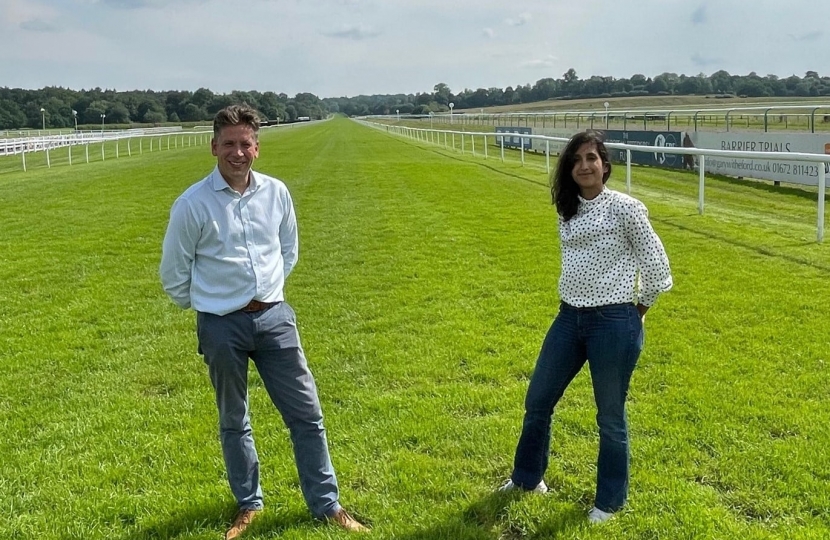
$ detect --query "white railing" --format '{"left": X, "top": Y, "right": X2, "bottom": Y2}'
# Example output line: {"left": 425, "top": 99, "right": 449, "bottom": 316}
{"left": 356, "top": 119, "right": 830, "bottom": 243}
{"left": 0, "top": 129, "right": 213, "bottom": 172}
{"left": 365, "top": 103, "right": 830, "bottom": 133}
{"left": 0, "top": 122, "right": 307, "bottom": 173}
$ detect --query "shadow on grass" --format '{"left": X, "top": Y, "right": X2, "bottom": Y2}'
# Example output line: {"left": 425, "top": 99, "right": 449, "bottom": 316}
{"left": 654, "top": 216, "right": 830, "bottom": 272}
{"left": 420, "top": 144, "right": 550, "bottom": 189}
{"left": 392, "top": 491, "right": 585, "bottom": 540}
{"left": 122, "top": 499, "right": 313, "bottom": 540}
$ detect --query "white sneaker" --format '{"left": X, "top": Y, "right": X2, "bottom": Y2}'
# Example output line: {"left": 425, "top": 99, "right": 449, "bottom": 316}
{"left": 587, "top": 506, "right": 614, "bottom": 524}
{"left": 497, "top": 479, "right": 548, "bottom": 494}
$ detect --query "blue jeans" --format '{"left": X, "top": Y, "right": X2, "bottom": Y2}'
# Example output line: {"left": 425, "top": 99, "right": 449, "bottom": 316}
{"left": 196, "top": 302, "right": 340, "bottom": 518}
{"left": 511, "top": 302, "right": 644, "bottom": 512}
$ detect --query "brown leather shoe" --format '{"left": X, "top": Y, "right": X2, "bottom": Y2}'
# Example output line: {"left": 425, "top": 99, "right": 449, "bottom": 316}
{"left": 326, "top": 508, "right": 370, "bottom": 532}
{"left": 225, "top": 508, "right": 262, "bottom": 540}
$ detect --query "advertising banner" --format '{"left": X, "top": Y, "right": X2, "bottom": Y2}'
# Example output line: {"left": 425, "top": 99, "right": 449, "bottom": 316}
{"left": 494, "top": 126, "right": 532, "bottom": 150}
{"left": 602, "top": 130, "right": 689, "bottom": 169}
{"left": 528, "top": 127, "right": 579, "bottom": 153}
{"left": 688, "top": 132, "right": 830, "bottom": 186}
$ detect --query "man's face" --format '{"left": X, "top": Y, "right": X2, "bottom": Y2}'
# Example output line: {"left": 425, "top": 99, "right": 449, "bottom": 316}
{"left": 211, "top": 124, "right": 259, "bottom": 186}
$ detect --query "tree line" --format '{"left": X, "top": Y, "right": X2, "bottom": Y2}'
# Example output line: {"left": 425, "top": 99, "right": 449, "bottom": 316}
{"left": 2, "top": 69, "right": 828, "bottom": 130}
{"left": 324, "top": 69, "right": 830, "bottom": 117}
{"left": 0, "top": 87, "right": 328, "bottom": 130}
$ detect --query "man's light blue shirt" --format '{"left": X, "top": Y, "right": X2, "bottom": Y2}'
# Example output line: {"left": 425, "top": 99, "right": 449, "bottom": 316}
{"left": 160, "top": 166, "right": 298, "bottom": 316}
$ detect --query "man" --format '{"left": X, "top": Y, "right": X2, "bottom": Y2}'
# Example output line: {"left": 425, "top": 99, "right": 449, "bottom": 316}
{"left": 160, "top": 105, "right": 368, "bottom": 539}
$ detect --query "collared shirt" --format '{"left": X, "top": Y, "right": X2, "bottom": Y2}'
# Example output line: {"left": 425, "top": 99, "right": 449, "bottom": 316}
{"left": 558, "top": 188, "right": 672, "bottom": 308}
{"left": 160, "top": 166, "right": 298, "bottom": 316}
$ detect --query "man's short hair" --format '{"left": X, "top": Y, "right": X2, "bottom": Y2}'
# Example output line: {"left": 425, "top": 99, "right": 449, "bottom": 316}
{"left": 213, "top": 105, "right": 261, "bottom": 138}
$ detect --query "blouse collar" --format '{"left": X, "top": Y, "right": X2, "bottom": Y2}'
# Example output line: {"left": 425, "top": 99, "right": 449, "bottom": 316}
{"left": 578, "top": 186, "right": 609, "bottom": 205}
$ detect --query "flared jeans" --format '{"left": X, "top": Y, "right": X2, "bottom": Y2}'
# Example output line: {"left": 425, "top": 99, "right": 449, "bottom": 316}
{"left": 511, "top": 302, "right": 644, "bottom": 512}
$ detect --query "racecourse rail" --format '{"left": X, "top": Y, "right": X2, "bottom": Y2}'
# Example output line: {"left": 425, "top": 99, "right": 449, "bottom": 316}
{"left": 382, "top": 103, "right": 830, "bottom": 133}
{"left": 0, "top": 127, "right": 213, "bottom": 169}
{"left": 355, "top": 119, "right": 830, "bottom": 243}
{"left": 0, "top": 121, "right": 312, "bottom": 172}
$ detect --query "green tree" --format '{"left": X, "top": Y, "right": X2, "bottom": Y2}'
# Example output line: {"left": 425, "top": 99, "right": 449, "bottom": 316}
{"left": 433, "top": 83, "right": 451, "bottom": 106}
{"left": 0, "top": 99, "right": 26, "bottom": 130}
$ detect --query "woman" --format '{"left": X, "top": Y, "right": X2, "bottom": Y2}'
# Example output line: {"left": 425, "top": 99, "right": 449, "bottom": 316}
{"left": 499, "top": 131, "right": 672, "bottom": 524}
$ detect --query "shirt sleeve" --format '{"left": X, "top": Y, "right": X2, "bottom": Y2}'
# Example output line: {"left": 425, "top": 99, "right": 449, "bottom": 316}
{"left": 279, "top": 188, "right": 299, "bottom": 278}
{"left": 159, "top": 197, "right": 200, "bottom": 309}
{"left": 621, "top": 200, "right": 673, "bottom": 306}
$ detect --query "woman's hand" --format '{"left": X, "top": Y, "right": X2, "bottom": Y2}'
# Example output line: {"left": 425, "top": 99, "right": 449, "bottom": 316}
{"left": 636, "top": 303, "right": 649, "bottom": 320}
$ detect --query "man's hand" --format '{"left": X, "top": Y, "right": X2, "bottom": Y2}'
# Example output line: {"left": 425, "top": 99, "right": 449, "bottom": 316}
{"left": 636, "top": 303, "right": 649, "bottom": 320}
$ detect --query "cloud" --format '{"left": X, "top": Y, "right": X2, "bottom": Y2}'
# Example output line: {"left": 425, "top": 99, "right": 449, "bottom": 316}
{"left": 322, "top": 24, "right": 381, "bottom": 40}
{"left": 691, "top": 52, "right": 720, "bottom": 67}
{"left": 100, "top": 0, "right": 157, "bottom": 7}
{"left": 98, "top": 0, "right": 208, "bottom": 9}
{"left": 505, "top": 12, "right": 531, "bottom": 27}
{"left": 482, "top": 27, "right": 494, "bottom": 38}
{"left": 20, "top": 18, "right": 59, "bottom": 32}
{"left": 788, "top": 30, "right": 823, "bottom": 42}
{"left": 691, "top": 5, "right": 707, "bottom": 25}
{"left": 520, "top": 54, "right": 556, "bottom": 69}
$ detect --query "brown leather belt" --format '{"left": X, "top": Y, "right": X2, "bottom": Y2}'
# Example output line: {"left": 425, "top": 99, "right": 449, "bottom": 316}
{"left": 241, "top": 299, "right": 279, "bottom": 312}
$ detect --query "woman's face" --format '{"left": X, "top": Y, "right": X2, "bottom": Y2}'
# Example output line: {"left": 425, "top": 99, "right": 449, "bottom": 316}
{"left": 571, "top": 142, "right": 608, "bottom": 199}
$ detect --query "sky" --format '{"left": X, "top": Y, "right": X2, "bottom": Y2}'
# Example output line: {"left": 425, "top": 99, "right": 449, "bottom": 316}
{"left": 2, "top": 0, "right": 829, "bottom": 99}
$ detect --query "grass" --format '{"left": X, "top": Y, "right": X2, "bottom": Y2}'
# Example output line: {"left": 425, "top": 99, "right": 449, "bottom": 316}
{"left": 1, "top": 117, "right": 829, "bottom": 539}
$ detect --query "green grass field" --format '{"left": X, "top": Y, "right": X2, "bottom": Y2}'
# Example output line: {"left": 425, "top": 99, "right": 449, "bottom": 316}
{"left": 2, "top": 117, "right": 829, "bottom": 539}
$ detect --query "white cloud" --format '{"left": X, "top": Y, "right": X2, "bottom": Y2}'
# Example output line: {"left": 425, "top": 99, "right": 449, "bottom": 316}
{"left": 20, "top": 18, "right": 59, "bottom": 32}
{"left": 691, "top": 5, "right": 707, "bottom": 25}
{"left": 520, "top": 55, "right": 557, "bottom": 69}
{"left": 2, "top": 1, "right": 830, "bottom": 97}
{"left": 788, "top": 31, "right": 823, "bottom": 42}
{"left": 505, "top": 12, "right": 531, "bottom": 27}
{"left": 322, "top": 24, "right": 382, "bottom": 40}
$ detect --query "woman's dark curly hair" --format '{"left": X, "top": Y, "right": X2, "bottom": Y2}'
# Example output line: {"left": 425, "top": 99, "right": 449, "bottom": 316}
{"left": 551, "top": 131, "right": 612, "bottom": 221}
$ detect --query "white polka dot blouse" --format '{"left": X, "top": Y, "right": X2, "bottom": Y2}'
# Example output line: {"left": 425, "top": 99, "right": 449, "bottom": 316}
{"left": 558, "top": 188, "right": 672, "bottom": 308}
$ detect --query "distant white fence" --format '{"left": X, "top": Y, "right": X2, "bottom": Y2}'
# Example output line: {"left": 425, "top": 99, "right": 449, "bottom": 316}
{"left": 356, "top": 119, "right": 830, "bottom": 243}
{"left": 0, "top": 129, "right": 211, "bottom": 172}
{"left": 369, "top": 102, "right": 830, "bottom": 133}
{"left": 0, "top": 122, "right": 307, "bottom": 173}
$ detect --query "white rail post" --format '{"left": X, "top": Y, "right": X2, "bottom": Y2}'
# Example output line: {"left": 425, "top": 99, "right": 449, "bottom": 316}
{"left": 21, "top": 149, "right": 26, "bottom": 172}
{"left": 484, "top": 135, "right": 488, "bottom": 160}
{"left": 85, "top": 143, "right": 89, "bottom": 163}
{"left": 471, "top": 134, "right": 475, "bottom": 157}
{"left": 818, "top": 163, "right": 826, "bottom": 243}
{"left": 116, "top": 140, "right": 119, "bottom": 159}
{"left": 68, "top": 144, "right": 72, "bottom": 166}
{"left": 452, "top": 133, "right": 455, "bottom": 151}
{"left": 140, "top": 138, "right": 143, "bottom": 154}
{"left": 46, "top": 146, "right": 51, "bottom": 168}
{"left": 461, "top": 133, "right": 465, "bottom": 154}
{"left": 128, "top": 138, "right": 131, "bottom": 157}
{"left": 500, "top": 135, "right": 505, "bottom": 162}
{"left": 546, "top": 140, "right": 550, "bottom": 173}
{"left": 167, "top": 136, "right": 170, "bottom": 150}
{"left": 626, "top": 149, "right": 632, "bottom": 194}
{"left": 698, "top": 155, "right": 706, "bottom": 215}
{"left": 101, "top": 141, "right": 105, "bottom": 161}
{"left": 520, "top": 136, "right": 525, "bottom": 166}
